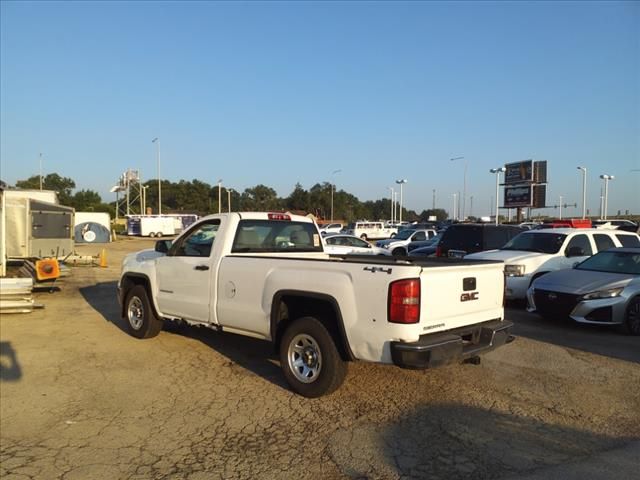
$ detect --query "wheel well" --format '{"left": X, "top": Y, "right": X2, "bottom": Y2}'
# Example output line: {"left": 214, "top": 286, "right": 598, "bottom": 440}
{"left": 120, "top": 275, "right": 154, "bottom": 317}
{"left": 272, "top": 294, "right": 353, "bottom": 361}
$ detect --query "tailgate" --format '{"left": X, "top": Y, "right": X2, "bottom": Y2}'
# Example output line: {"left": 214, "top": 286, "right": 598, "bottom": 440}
{"left": 419, "top": 262, "right": 504, "bottom": 332}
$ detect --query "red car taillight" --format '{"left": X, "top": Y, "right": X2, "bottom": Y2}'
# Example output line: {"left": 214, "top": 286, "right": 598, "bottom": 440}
{"left": 436, "top": 246, "right": 444, "bottom": 257}
{"left": 388, "top": 278, "right": 421, "bottom": 324}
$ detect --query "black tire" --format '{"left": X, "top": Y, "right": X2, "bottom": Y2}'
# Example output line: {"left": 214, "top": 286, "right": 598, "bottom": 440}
{"left": 623, "top": 296, "right": 640, "bottom": 336}
{"left": 279, "top": 316, "right": 347, "bottom": 398}
{"left": 124, "top": 285, "right": 163, "bottom": 339}
{"left": 392, "top": 247, "right": 406, "bottom": 256}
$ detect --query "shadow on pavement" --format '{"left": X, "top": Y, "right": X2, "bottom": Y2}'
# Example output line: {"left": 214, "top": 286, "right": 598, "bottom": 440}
{"left": 80, "top": 281, "right": 288, "bottom": 391}
{"left": 0, "top": 341, "right": 22, "bottom": 382}
{"left": 506, "top": 306, "right": 640, "bottom": 365}
{"left": 329, "top": 402, "right": 636, "bottom": 479}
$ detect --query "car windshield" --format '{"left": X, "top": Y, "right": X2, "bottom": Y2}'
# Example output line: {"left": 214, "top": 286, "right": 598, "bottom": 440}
{"left": 577, "top": 251, "right": 640, "bottom": 275}
{"left": 395, "top": 230, "right": 414, "bottom": 240}
{"left": 501, "top": 232, "right": 567, "bottom": 253}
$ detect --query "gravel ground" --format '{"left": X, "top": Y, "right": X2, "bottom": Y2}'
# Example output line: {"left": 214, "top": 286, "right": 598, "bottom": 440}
{"left": 1, "top": 237, "right": 639, "bottom": 480}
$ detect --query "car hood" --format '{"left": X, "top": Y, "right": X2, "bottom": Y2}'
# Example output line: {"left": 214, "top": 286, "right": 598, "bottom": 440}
{"left": 533, "top": 269, "right": 636, "bottom": 294}
{"left": 465, "top": 249, "right": 552, "bottom": 264}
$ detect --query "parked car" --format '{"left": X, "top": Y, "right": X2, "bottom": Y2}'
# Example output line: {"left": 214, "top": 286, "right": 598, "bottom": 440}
{"left": 407, "top": 233, "right": 442, "bottom": 253}
{"left": 519, "top": 222, "right": 541, "bottom": 230}
{"left": 344, "top": 221, "right": 398, "bottom": 240}
{"left": 435, "top": 224, "right": 525, "bottom": 258}
{"left": 593, "top": 219, "right": 638, "bottom": 231}
{"left": 318, "top": 223, "right": 343, "bottom": 236}
{"left": 466, "top": 228, "right": 640, "bottom": 300}
{"left": 375, "top": 229, "right": 437, "bottom": 256}
{"left": 323, "top": 233, "right": 391, "bottom": 256}
{"left": 526, "top": 247, "right": 640, "bottom": 335}
{"left": 408, "top": 234, "right": 442, "bottom": 257}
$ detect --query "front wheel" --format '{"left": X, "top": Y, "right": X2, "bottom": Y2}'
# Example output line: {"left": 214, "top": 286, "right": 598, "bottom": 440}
{"left": 622, "top": 296, "right": 640, "bottom": 336}
{"left": 392, "top": 247, "right": 406, "bottom": 256}
{"left": 125, "top": 285, "right": 163, "bottom": 339}
{"left": 279, "top": 316, "right": 347, "bottom": 397}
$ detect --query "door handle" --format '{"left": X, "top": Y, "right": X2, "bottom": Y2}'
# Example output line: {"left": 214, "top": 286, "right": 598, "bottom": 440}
{"left": 194, "top": 265, "right": 210, "bottom": 271}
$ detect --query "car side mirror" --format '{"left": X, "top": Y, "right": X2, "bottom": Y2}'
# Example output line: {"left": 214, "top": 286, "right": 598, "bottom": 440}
{"left": 155, "top": 240, "right": 172, "bottom": 253}
{"left": 566, "top": 246, "right": 585, "bottom": 257}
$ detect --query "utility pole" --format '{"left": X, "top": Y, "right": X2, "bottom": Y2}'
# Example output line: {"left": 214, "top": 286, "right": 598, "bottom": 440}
{"left": 217, "top": 179, "right": 223, "bottom": 214}
{"left": 152, "top": 138, "right": 161, "bottom": 215}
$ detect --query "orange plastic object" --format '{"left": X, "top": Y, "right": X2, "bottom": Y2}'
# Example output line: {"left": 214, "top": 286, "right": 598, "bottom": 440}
{"left": 35, "top": 258, "right": 60, "bottom": 281}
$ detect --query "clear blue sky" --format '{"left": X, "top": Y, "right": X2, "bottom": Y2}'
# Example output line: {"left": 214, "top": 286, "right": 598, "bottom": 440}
{"left": 1, "top": 0, "right": 639, "bottom": 217}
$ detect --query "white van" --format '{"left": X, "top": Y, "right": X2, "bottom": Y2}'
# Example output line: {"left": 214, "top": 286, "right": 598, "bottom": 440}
{"left": 344, "top": 221, "right": 397, "bottom": 241}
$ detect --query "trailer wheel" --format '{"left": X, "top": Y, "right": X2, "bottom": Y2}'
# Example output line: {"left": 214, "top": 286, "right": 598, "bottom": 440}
{"left": 125, "top": 285, "right": 163, "bottom": 339}
{"left": 280, "top": 316, "right": 347, "bottom": 397}
{"left": 148, "top": 232, "right": 156, "bottom": 238}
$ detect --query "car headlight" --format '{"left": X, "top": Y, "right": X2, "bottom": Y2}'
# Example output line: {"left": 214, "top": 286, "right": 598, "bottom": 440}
{"left": 581, "top": 287, "right": 624, "bottom": 300}
{"left": 504, "top": 264, "right": 526, "bottom": 277}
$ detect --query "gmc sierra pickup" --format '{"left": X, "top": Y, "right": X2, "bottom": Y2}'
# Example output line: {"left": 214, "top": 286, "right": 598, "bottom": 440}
{"left": 118, "top": 212, "right": 513, "bottom": 397}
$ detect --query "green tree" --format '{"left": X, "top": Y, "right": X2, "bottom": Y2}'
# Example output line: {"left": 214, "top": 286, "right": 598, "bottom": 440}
{"left": 284, "top": 183, "right": 309, "bottom": 211}
{"left": 241, "top": 184, "right": 281, "bottom": 211}
{"left": 72, "top": 189, "right": 102, "bottom": 210}
{"left": 16, "top": 173, "right": 76, "bottom": 204}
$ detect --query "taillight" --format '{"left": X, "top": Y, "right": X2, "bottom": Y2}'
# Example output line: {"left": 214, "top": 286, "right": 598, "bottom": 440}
{"left": 436, "top": 246, "right": 443, "bottom": 257}
{"left": 388, "top": 278, "right": 420, "bottom": 324}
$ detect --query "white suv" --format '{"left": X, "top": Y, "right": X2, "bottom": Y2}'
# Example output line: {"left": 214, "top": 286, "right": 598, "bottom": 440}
{"left": 465, "top": 228, "right": 640, "bottom": 300}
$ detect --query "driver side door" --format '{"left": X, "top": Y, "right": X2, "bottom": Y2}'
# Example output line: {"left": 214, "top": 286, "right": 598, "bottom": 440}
{"left": 155, "top": 220, "right": 220, "bottom": 323}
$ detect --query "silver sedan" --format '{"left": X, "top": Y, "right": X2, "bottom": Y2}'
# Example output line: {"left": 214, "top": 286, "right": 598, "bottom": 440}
{"left": 323, "top": 234, "right": 391, "bottom": 256}
{"left": 527, "top": 247, "right": 640, "bottom": 335}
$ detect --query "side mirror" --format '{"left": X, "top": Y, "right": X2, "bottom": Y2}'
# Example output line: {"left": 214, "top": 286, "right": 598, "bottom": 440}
{"left": 155, "top": 240, "right": 172, "bottom": 253}
{"left": 566, "top": 246, "right": 585, "bottom": 257}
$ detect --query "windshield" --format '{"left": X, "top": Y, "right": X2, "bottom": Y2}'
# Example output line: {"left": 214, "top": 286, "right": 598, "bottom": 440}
{"left": 502, "top": 232, "right": 567, "bottom": 254}
{"left": 577, "top": 250, "right": 640, "bottom": 275}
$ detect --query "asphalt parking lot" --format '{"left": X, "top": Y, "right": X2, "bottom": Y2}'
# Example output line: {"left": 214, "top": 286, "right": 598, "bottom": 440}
{"left": 1, "top": 237, "right": 639, "bottom": 480}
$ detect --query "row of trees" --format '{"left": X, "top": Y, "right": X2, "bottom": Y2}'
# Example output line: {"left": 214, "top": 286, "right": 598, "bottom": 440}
{"left": 12, "top": 174, "right": 450, "bottom": 222}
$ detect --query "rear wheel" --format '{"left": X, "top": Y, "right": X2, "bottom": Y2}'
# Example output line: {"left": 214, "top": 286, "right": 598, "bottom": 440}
{"left": 148, "top": 232, "right": 156, "bottom": 238}
{"left": 125, "top": 285, "right": 163, "bottom": 339}
{"left": 622, "top": 296, "right": 640, "bottom": 336}
{"left": 392, "top": 247, "right": 406, "bottom": 256}
{"left": 279, "top": 316, "right": 347, "bottom": 397}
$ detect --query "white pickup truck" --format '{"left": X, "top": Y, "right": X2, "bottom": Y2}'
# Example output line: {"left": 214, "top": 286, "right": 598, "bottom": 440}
{"left": 118, "top": 212, "right": 513, "bottom": 397}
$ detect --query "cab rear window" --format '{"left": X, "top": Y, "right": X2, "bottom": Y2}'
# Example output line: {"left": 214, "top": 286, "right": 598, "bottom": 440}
{"left": 616, "top": 234, "right": 640, "bottom": 247}
{"left": 232, "top": 220, "right": 323, "bottom": 253}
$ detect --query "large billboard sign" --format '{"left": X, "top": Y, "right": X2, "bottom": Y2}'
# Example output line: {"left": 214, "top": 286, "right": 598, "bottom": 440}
{"left": 504, "top": 184, "right": 546, "bottom": 208}
{"left": 504, "top": 160, "right": 533, "bottom": 185}
{"left": 504, "top": 185, "right": 532, "bottom": 207}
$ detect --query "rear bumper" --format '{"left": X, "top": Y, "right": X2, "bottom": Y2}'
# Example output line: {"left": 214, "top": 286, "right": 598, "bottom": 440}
{"left": 390, "top": 319, "right": 514, "bottom": 369}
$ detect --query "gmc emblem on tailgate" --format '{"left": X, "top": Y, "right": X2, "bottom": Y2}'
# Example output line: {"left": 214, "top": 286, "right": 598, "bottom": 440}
{"left": 460, "top": 292, "right": 479, "bottom": 302}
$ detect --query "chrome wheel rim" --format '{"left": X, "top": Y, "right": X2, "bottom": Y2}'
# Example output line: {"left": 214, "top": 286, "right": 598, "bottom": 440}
{"left": 287, "top": 334, "right": 322, "bottom": 383}
{"left": 127, "top": 296, "right": 144, "bottom": 330}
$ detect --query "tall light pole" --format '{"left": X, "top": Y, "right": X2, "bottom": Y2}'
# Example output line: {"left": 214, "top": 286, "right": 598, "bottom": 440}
{"left": 395, "top": 179, "right": 407, "bottom": 223}
{"left": 432, "top": 189, "right": 436, "bottom": 210}
{"left": 452, "top": 193, "right": 458, "bottom": 221}
{"left": 227, "top": 188, "right": 234, "bottom": 213}
{"left": 152, "top": 138, "right": 161, "bottom": 215}
{"left": 577, "top": 166, "right": 587, "bottom": 219}
{"left": 217, "top": 179, "right": 223, "bottom": 214}
{"left": 559, "top": 195, "right": 563, "bottom": 220}
{"left": 450, "top": 156, "right": 466, "bottom": 220}
{"left": 330, "top": 169, "right": 341, "bottom": 222}
{"left": 599, "top": 174, "right": 614, "bottom": 220}
{"left": 490, "top": 167, "right": 506, "bottom": 225}
{"left": 388, "top": 187, "right": 395, "bottom": 223}
{"left": 39, "top": 153, "right": 43, "bottom": 190}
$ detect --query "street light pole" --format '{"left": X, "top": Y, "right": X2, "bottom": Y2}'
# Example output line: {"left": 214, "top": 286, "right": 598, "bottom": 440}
{"left": 217, "top": 179, "right": 223, "bottom": 214}
{"left": 39, "top": 153, "right": 43, "bottom": 190}
{"left": 330, "top": 169, "right": 341, "bottom": 222}
{"left": 227, "top": 188, "right": 233, "bottom": 213}
{"left": 577, "top": 166, "right": 587, "bottom": 219}
{"left": 152, "top": 138, "right": 161, "bottom": 215}
{"left": 388, "top": 187, "right": 395, "bottom": 223}
{"left": 395, "top": 179, "right": 408, "bottom": 223}
{"left": 450, "top": 156, "right": 466, "bottom": 220}
{"left": 599, "top": 174, "right": 614, "bottom": 220}
{"left": 452, "top": 193, "right": 458, "bottom": 221}
{"left": 559, "top": 195, "right": 563, "bottom": 220}
{"left": 490, "top": 167, "right": 506, "bottom": 225}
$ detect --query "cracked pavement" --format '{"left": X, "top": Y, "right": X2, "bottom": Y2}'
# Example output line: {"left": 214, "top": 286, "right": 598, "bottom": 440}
{"left": 1, "top": 237, "right": 639, "bottom": 479}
